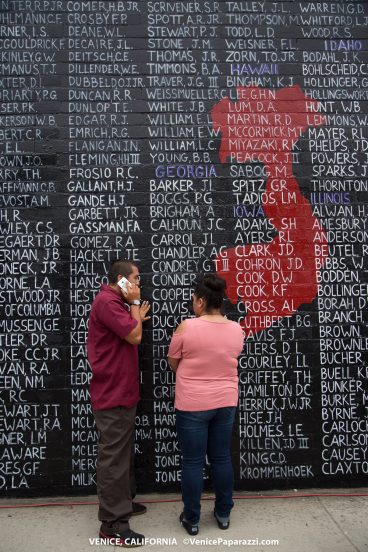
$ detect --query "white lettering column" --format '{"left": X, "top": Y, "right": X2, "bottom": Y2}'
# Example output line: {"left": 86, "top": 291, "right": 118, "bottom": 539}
{"left": 67, "top": 1, "right": 143, "bottom": 489}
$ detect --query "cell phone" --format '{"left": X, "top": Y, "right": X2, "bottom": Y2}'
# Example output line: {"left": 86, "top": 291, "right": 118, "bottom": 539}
{"left": 117, "top": 277, "right": 132, "bottom": 295}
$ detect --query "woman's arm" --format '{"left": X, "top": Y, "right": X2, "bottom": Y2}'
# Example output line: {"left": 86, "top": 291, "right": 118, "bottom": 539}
{"left": 168, "top": 357, "right": 180, "bottom": 373}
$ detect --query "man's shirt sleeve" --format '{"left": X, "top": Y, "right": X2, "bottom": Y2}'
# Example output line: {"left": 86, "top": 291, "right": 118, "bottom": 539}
{"left": 98, "top": 299, "right": 138, "bottom": 339}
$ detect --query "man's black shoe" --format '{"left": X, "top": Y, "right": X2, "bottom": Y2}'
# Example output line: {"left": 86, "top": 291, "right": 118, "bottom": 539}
{"left": 99, "top": 528, "right": 145, "bottom": 548}
{"left": 132, "top": 502, "right": 147, "bottom": 516}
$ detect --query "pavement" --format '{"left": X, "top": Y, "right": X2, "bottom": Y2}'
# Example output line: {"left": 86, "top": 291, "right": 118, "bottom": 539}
{"left": 0, "top": 488, "right": 367, "bottom": 552}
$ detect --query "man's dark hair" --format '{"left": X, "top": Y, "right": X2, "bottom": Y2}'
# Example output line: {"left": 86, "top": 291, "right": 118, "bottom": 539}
{"left": 108, "top": 259, "right": 137, "bottom": 284}
{"left": 194, "top": 273, "right": 227, "bottom": 310}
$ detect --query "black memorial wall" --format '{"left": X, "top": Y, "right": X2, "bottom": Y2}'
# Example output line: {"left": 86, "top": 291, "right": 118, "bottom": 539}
{"left": 0, "top": 0, "right": 368, "bottom": 497}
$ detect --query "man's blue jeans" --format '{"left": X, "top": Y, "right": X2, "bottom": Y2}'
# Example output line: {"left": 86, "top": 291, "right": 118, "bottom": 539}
{"left": 176, "top": 407, "right": 236, "bottom": 525}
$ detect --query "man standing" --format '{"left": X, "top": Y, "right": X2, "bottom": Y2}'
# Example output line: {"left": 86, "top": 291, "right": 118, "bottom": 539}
{"left": 87, "top": 259, "right": 150, "bottom": 547}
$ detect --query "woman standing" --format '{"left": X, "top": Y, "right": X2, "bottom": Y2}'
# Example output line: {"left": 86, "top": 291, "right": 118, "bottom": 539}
{"left": 168, "top": 274, "right": 244, "bottom": 535}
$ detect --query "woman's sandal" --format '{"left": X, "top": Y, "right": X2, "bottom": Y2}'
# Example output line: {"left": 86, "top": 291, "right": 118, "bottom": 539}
{"left": 179, "top": 512, "right": 199, "bottom": 535}
{"left": 214, "top": 511, "right": 230, "bottom": 530}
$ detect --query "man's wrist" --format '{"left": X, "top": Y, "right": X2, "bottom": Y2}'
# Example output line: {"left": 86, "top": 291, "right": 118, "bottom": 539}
{"left": 129, "top": 300, "right": 140, "bottom": 306}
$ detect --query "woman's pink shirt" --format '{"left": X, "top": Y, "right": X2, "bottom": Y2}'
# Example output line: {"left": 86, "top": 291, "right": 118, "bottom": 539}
{"left": 168, "top": 317, "right": 244, "bottom": 411}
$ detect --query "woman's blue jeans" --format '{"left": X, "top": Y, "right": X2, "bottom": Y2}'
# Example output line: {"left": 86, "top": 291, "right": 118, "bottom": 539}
{"left": 176, "top": 407, "right": 236, "bottom": 525}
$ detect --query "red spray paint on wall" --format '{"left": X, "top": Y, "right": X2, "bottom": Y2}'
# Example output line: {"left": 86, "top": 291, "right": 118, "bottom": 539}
{"left": 211, "top": 86, "right": 328, "bottom": 337}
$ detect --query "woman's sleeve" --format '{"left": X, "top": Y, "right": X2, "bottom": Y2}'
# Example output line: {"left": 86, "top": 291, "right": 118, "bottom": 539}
{"left": 236, "top": 324, "right": 245, "bottom": 355}
{"left": 168, "top": 332, "right": 184, "bottom": 359}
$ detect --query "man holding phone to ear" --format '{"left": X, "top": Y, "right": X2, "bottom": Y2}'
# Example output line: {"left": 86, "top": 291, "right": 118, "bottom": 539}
{"left": 87, "top": 259, "right": 150, "bottom": 547}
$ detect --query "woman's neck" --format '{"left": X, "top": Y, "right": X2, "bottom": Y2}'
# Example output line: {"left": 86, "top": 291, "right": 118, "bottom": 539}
{"left": 199, "top": 310, "right": 222, "bottom": 317}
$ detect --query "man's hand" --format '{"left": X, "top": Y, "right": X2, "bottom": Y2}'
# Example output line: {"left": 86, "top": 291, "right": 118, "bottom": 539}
{"left": 124, "top": 283, "right": 141, "bottom": 304}
{"left": 139, "top": 301, "right": 151, "bottom": 322}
